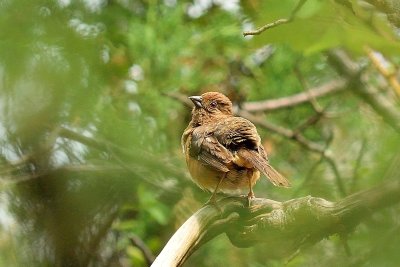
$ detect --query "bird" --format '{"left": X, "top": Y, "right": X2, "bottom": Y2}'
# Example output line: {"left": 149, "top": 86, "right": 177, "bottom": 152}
{"left": 181, "top": 91, "right": 290, "bottom": 204}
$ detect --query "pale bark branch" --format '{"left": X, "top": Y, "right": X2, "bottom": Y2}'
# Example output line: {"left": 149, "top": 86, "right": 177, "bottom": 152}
{"left": 365, "top": 47, "right": 400, "bottom": 98}
{"left": 152, "top": 179, "right": 400, "bottom": 267}
{"left": 242, "top": 79, "right": 348, "bottom": 112}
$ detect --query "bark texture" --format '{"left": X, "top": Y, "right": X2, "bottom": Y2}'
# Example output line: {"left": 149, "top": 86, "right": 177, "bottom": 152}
{"left": 152, "top": 179, "right": 400, "bottom": 267}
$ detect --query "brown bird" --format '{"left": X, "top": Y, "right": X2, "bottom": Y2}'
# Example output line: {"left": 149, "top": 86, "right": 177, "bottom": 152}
{"left": 182, "top": 92, "right": 290, "bottom": 204}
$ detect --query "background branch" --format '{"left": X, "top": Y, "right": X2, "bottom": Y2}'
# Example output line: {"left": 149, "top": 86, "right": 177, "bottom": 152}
{"left": 242, "top": 79, "right": 347, "bottom": 112}
{"left": 130, "top": 234, "right": 155, "bottom": 266}
{"left": 363, "top": 0, "right": 400, "bottom": 27}
{"left": 59, "top": 127, "right": 185, "bottom": 181}
{"left": 327, "top": 49, "right": 400, "bottom": 133}
{"left": 365, "top": 47, "right": 400, "bottom": 98}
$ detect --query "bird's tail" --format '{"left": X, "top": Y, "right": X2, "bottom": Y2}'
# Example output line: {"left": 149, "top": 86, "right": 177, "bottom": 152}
{"left": 237, "top": 149, "right": 291, "bottom": 187}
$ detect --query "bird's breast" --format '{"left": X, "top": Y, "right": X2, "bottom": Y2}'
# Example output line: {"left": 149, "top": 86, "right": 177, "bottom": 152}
{"left": 185, "top": 153, "right": 260, "bottom": 193}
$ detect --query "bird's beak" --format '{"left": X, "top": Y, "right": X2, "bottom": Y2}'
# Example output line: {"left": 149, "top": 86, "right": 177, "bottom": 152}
{"left": 189, "top": 96, "right": 203, "bottom": 108}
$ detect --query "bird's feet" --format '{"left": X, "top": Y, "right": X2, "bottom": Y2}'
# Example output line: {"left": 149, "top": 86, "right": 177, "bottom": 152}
{"left": 247, "top": 191, "right": 255, "bottom": 207}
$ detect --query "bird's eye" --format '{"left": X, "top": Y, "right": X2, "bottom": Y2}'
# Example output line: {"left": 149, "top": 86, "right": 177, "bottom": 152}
{"left": 210, "top": 101, "right": 218, "bottom": 108}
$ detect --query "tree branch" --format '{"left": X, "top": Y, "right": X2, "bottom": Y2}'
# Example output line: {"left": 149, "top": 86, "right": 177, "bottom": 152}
{"left": 365, "top": 47, "right": 400, "bottom": 98}
{"left": 152, "top": 179, "right": 400, "bottom": 266}
{"left": 242, "top": 79, "right": 348, "bottom": 112}
{"left": 363, "top": 0, "right": 400, "bottom": 28}
{"left": 243, "top": 18, "right": 291, "bottom": 36}
{"left": 327, "top": 49, "right": 400, "bottom": 133}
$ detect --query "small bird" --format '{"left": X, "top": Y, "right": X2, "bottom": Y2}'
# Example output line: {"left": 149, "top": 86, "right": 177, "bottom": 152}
{"left": 182, "top": 92, "right": 290, "bottom": 204}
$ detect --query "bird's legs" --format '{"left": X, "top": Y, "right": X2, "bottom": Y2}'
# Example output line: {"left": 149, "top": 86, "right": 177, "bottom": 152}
{"left": 247, "top": 169, "right": 255, "bottom": 206}
{"left": 205, "top": 173, "right": 226, "bottom": 206}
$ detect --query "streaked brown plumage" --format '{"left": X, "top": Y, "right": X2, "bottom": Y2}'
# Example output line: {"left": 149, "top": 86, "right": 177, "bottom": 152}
{"left": 181, "top": 92, "right": 290, "bottom": 203}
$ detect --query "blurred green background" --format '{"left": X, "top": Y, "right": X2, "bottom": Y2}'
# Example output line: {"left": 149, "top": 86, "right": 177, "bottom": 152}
{"left": 0, "top": 0, "right": 399, "bottom": 266}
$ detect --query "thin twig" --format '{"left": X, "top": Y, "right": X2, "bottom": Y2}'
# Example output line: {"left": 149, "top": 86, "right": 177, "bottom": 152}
{"left": 243, "top": 0, "right": 308, "bottom": 36}
{"left": 325, "top": 156, "right": 347, "bottom": 197}
{"left": 243, "top": 18, "right": 291, "bottom": 36}
{"left": 293, "top": 112, "right": 324, "bottom": 135}
{"left": 294, "top": 64, "right": 323, "bottom": 113}
{"left": 291, "top": 65, "right": 330, "bottom": 133}
{"left": 130, "top": 234, "right": 155, "bottom": 266}
{"left": 292, "top": 155, "right": 324, "bottom": 197}
{"left": 350, "top": 139, "right": 367, "bottom": 193}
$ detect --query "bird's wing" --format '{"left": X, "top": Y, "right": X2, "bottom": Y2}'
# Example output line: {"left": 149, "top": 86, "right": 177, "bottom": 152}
{"left": 189, "top": 128, "right": 233, "bottom": 173}
{"left": 213, "top": 117, "right": 260, "bottom": 149}
{"left": 181, "top": 125, "right": 193, "bottom": 154}
{"left": 214, "top": 117, "right": 291, "bottom": 187}
{"left": 257, "top": 144, "right": 269, "bottom": 162}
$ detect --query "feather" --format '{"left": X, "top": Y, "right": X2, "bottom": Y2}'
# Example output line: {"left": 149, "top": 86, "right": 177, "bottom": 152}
{"left": 237, "top": 148, "right": 290, "bottom": 187}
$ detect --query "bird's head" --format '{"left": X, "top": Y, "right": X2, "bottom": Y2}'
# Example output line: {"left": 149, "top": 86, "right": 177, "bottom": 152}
{"left": 188, "top": 92, "right": 233, "bottom": 126}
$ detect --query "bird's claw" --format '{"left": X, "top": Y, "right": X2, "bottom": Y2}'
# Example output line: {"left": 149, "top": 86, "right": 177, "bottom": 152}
{"left": 247, "top": 192, "right": 255, "bottom": 207}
